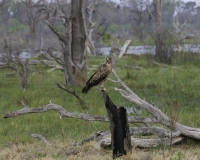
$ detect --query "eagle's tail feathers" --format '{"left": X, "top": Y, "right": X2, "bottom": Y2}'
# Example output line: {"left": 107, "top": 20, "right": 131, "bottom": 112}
{"left": 82, "top": 86, "right": 89, "bottom": 94}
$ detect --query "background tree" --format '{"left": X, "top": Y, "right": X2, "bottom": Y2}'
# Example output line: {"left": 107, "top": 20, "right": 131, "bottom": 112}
{"left": 153, "top": 0, "right": 169, "bottom": 62}
{"left": 127, "top": 0, "right": 149, "bottom": 41}
{"left": 44, "top": 0, "right": 87, "bottom": 86}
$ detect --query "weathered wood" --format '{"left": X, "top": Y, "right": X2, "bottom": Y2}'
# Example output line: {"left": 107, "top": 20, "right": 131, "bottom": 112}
{"left": 102, "top": 91, "right": 132, "bottom": 158}
{"left": 3, "top": 101, "right": 159, "bottom": 125}
{"left": 112, "top": 69, "right": 200, "bottom": 140}
{"left": 3, "top": 101, "right": 108, "bottom": 122}
{"left": 129, "top": 127, "right": 181, "bottom": 138}
{"left": 95, "top": 136, "right": 184, "bottom": 148}
{"left": 109, "top": 46, "right": 120, "bottom": 68}
{"left": 76, "top": 130, "right": 110, "bottom": 145}
{"left": 124, "top": 64, "right": 143, "bottom": 70}
{"left": 31, "top": 134, "right": 49, "bottom": 145}
{"left": 118, "top": 40, "right": 131, "bottom": 58}
{"left": 56, "top": 83, "right": 85, "bottom": 106}
{"left": 83, "top": 1, "right": 98, "bottom": 56}
{"left": 83, "top": 127, "right": 183, "bottom": 148}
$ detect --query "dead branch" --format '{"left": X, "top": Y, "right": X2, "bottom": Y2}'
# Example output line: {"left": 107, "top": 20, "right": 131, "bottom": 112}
{"left": 3, "top": 101, "right": 107, "bottom": 122}
{"left": 3, "top": 100, "right": 158, "bottom": 125}
{"left": 80, "top": 126, "right": 182, "bottom": 148}
{"left": 112, "top": 70, "right": 200, "bottom": 140}
{"left": 95, "top": 136, "right": 184, "bottom": 148}
{"left": 31, "top": 134, "right": 49, "bottom": 145}
{"left": 118, "top": 40, "right": 131, "bottom": 58}
{"left": 76, "top": 130, "right": 110, "bottom": 145}
{"left": 150, "top": 60, "right": 168, "bottom": 67}
{"left": 124, "top": 64, "right": 144, "bottom": 70}
{"left": 56, "top": 83, "right": 85, "bottom": 106}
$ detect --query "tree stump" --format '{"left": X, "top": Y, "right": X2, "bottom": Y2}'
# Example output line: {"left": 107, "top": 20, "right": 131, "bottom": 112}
{"left": 109, "top": 45, "right": 119, "bottom": 69}
{"left": 101, "top": 90, "right": 132, "bottom": 159}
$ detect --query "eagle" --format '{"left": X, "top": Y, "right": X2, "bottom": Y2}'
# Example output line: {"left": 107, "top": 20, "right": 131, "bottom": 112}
{"left": 82, "top": 57, "right": 112, "bottom": 94}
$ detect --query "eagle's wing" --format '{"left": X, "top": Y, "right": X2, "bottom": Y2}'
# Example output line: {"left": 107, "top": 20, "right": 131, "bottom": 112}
{"left": 86, "top": 64, "right": 109, "bottom": 88}
{"left": 82, "top": 64, "right": 110, "bottom": 93}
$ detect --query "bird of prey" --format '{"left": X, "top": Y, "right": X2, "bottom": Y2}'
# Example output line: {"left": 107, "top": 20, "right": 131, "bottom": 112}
{"left": 82, "top": 57, "right": 112, "bottom": 94}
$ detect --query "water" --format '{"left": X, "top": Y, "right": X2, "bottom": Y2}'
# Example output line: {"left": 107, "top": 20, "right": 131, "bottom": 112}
{"left": 1, "top": 44, "right": 200, "bottom": 60}
{"left": 97, "top": 44, "right": 200, "bottom": 56}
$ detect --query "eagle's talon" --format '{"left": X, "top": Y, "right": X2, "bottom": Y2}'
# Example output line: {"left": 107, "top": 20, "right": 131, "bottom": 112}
{"left": 102, "top": 87, "right": 107, "bottom": 92}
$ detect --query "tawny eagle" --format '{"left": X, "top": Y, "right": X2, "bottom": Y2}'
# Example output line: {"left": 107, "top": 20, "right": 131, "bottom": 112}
{"left": 82, "top": 57, "right": 112, "bottom": 94}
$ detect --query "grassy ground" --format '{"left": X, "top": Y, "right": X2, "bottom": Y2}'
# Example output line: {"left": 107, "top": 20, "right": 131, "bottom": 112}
{"left": 1, "top": 53, "right": 200, "bottom": 159}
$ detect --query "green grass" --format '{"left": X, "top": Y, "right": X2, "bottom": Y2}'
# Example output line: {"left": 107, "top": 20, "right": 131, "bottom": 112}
{"left": 1, "top": 54, "right": 200, "bottom": 150}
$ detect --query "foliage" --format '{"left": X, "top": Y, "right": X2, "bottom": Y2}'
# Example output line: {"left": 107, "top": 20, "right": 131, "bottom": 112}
{"left": 102, "top": 32, "right": 111, "bottom": 44}
{"left": 6, "top": 18, "right": 28, "bottom": 34}
{"left": 108, "top": 23, "right": 131, "bottom": 34}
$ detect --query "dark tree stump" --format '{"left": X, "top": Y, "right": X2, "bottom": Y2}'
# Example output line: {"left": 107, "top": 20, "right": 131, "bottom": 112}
{"left": 101, "top": 91, "right": 132, "bottom": 159}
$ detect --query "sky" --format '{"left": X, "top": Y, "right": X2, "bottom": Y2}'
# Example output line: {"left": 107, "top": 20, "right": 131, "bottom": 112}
{"left": 112, "top": 0, "right": 200, "bottom": 5}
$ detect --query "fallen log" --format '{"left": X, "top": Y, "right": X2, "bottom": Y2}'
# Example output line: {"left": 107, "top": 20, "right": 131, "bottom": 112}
{"left": 95, "top": 136, "right": 184, "bottom": 148}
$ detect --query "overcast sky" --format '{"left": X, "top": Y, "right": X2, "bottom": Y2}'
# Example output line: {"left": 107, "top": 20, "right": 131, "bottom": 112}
{"left": 112, "top": 0, "right": 200, "bottom": 5}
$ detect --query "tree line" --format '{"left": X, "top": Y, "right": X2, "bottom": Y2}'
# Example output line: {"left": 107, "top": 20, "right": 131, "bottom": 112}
{"left": 0, "top": 0, "right": 199, "bottom": 88}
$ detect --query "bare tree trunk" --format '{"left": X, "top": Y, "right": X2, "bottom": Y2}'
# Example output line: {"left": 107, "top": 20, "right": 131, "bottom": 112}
{"left": 19, "top": 60, "right": 29, "bottom": 89}
{"left": 154, "top": 0, "right": 164, "bottom": 62}
{"left": 45, "top": 0, "right": 87, "bottom": 86}
{"left": 83, "top": 1, "right": 97, "bottom": 56}
{"left": 68, "top": 0, "right": 87, "bottom": 86}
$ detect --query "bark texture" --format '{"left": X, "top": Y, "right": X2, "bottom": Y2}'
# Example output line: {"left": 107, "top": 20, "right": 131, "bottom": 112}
{"left": 70, "top": 0, "right": 87, "bottom": 85}
{"left": 46, "top": 0, "right": 87, "bottom": 86}
{"left": 102, "top": 91, "right": 132, "bottom": 158}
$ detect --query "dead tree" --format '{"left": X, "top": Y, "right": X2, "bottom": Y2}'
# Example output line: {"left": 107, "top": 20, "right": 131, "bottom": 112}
{"left": 0, "top": 38, "right": 31, "bottom": 89}
{"left": 153, "top": 0, "right": 164, "bottom": 62}
{"left": 127, "top": 0, "right": 149, "bottom": 41}
{"left": 17, "top": 0, "right": 46, "bottom": 51}
{"left": 173, "top": 17, "right": 187, "bottom": 52}
{"left": 118, "top": 40, "right": 131, "bottom": 58}
{"left": 102, "top": 90, "right": 132, "bottom": 158}
{"left": 83, "top": 0, "right": 99, "bottom": 56}
{"left": 22, "top": 0, "right": 44, "bottom": 40}
{"left": 109, "top": 45, "right": 120, "bottom": 68}
{"left": 43, "top": 0, "right": 87, "bottom": 86}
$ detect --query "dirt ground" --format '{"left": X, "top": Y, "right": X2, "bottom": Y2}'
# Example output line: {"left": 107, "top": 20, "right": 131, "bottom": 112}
{"left": 1, "top": 140, "right": 200, "bottom": 160}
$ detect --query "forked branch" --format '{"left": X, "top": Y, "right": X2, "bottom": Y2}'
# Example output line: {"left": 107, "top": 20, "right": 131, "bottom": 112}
{"left": 112, "top": 69, "right": 200, "bottom": 140}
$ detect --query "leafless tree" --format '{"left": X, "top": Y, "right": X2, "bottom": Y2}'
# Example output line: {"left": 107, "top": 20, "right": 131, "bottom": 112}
{"left": 83, "top": 0, "right": 100, "bottom": 56}
{"left": 127, "top": 0, "right": 149, "bottom": 40}
{"left": 173, "top": 16, "right": 187, "bottom": 52}
{"left": 0, "top": 38, "right": 30, "bottom": 89}
{"left": 153, "top": 0, "right": 174, "bottom": 63}
{"left": 20, "top": 0, "right": 46, "bottom": 50}
{"left": 41, "top": 0, "right": 87, "bottom": 86}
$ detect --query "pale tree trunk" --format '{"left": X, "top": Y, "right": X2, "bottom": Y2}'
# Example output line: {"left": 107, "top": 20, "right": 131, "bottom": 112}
{"left": 19, "top": 59, "right": 29, "bottom": 89}
{"left": 82, "top": 1, "right": 98, "bottom": 56}
{"left": 154, "top": 0, "right": 164, "bottom": 62}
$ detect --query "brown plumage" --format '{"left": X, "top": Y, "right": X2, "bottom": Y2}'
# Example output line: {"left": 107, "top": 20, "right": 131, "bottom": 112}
{"left": 82, "top": 57, "right": 112, "bottom": 94}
